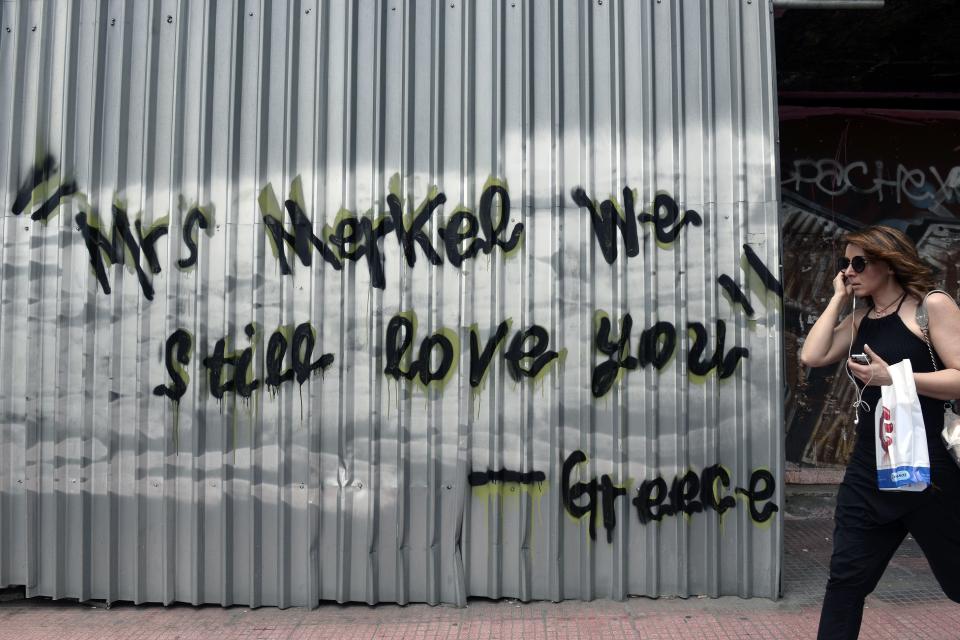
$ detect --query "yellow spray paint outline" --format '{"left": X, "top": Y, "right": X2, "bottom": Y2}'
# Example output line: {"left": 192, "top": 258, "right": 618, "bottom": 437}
{"left": 414, "top": 326, "right": 461, "bottom": 396}
{"left": 740, "top": 251, "right": 783, "bottom": 312}
{"left": 735, "top": 465, "right": 779, "bottom": 531}
{"left": 467, "top": 318, "right": 514, "bottom": 399}
{"left": 592, "top": 310, "right": 632, "bottom": 392}
{"left": 175, "top": 198, "right": 216, "bottom": 272}
{"left": 258, "top": 182, "right": 285, "bottom": 261}
{"left": 481, "top": 176, "right": 524, "bottom": 260}
{"left": 644, "top": 190, "right": 701, "bottom": 251}
{"left": 264, "top": 324, "right": 294, "bottom": 400}
{"left": 167, "top": 329, "right": 195, "bottom": 454}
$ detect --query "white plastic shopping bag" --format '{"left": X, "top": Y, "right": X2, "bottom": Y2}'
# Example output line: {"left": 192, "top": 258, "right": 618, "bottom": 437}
{"left": 875, "top": 359, "right": 930, "bottom": 491}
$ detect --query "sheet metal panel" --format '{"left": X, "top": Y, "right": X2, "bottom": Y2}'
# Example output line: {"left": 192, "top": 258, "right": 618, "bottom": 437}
{"left": 0, "top": 0, "right": 783, "bottom": 606}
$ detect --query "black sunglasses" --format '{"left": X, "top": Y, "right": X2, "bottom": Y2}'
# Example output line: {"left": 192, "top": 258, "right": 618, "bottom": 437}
{"left": 837, "top": 256, "right": 870, "bottom": 273}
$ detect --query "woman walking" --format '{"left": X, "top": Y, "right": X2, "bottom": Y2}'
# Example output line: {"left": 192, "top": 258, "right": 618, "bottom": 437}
{"left": 799, "top": 225, "right": 960, "bottom": 639}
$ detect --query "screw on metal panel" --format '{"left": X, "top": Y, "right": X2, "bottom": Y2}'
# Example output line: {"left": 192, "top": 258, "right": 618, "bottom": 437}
{"left": 166, "top": 15, "right": 173, "bottom": 23}
{"left": 110, "top": 18, "right": 116, "bottom": 26}
{"left": 305, "top": 8, "right": 310, "bottom": 14}
{"left": 299, "top": 483, "right": 305, "bottom": 489}
{"left": 357, "top": 481, "right": 363, "bottom": 488}
{"left": 249, "top": 12, "right": 254, "bottom": 17}
{"left": 598, "top": 0, "right": 603, "bottom": 4}
{"left": 31, "top": 25, "right": 36, "bottom": 32}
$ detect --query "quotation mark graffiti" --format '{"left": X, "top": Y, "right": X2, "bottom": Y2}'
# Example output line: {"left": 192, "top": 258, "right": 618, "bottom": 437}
{"left": 742, "top": 244, "right": 783, "bottom": 298}
{"left": 717, "top": 274, "right": 755, "bottom": 316}
{"left": 10, "top": 154, "right": 78, "bottom": 221}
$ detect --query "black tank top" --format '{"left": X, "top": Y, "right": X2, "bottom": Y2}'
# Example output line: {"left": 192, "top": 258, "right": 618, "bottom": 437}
{"left": 844, "top": 296, "right": 960, "bottom": 520}
{"left": 849, "top": 296, "right": 951, "bottom": 467}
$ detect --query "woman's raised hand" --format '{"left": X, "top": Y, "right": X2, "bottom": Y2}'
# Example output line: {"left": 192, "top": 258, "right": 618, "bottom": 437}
{"left": 833, "top": 271, "right": 853, "bottom": 301}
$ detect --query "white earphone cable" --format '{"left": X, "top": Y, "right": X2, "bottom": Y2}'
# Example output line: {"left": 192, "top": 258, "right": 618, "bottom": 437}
{"left": 845, "top": 295, "right": 875, "bottom": 425}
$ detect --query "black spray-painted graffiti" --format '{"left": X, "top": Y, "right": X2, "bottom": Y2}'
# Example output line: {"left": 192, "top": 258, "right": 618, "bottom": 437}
{"left": 718, "top": 274, "right": 755, "bottom": 317}
{"left": 75, "top": 206, "right": 169, "bottom": 301}
{"left": 561, "top": 450, "right": 778, "bottom": 542}
{"left": 10, "top": 154, "right": 78, "bottom": 221}
{"left": 468, "top": 468, "right": 546, "bottom": 486}
{"left": 10, "top": 159, "right": 525, "bottom": 297}
{"left": 153, "top": 322, "right": 335, "bottom": 404}
{"left": 260, "top": 177, "right": 523, "bottom": 291}
{"left": 571, "top": 187, "right": 703, "bottom": 261}
{"left": 153, "top": 329, "right": 193, "bottom": 403}
{"left": 10, "top": 157, "right": 213, "bottom": 301}
{"left": 12, "top": 156, "right": 730, "bottom": 303}
{"left": 742, "top": 244, "right": 783, "bottom": 298}
{"left": 783, "top": 158, "right": 960, "bottom": 206}
{"left": 592, "top": 313, "right": 749, "bottom": 397}
{"left": 384, "top": 315, "right": 562, "bottom": 387}
{"left": 71, "top": 203, "right": 213, "bottom": 301}
{"left": 13, "top": 155, "right": 780, "bottom": 418}
{"left": 153, "top": 314, "right": 563, "bottom": 405}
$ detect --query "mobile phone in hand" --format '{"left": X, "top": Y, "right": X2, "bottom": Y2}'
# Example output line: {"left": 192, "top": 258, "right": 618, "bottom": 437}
{"left": 850, "top": 353, "right": 870, "bottom": 365}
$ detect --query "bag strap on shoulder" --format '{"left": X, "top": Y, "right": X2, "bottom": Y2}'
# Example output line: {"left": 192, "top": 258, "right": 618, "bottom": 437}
{"left": 915, "top": 290, "right": 960, "bottom": 412}
{"left": 915, "top": 289, "right": 952, "bottom": 332}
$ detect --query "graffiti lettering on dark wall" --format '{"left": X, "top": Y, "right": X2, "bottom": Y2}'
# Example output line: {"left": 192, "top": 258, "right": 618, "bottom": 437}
{"left": 783, "top": 159, "right": 960, "bottom": 208}
{"left": 561, "top": 450, "right": 778, "bottom": 541}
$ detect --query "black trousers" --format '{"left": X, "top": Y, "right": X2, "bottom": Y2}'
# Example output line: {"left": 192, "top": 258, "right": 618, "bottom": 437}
{"left": 817, "top": 482, "right": 960, "bottom": 640}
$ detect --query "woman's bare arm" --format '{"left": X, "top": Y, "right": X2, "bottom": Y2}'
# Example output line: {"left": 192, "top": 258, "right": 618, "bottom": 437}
{"left": 800, "top": 272, "right": 861, "bottom": 368}
{"left": 914, "top": 292, "right": 960, "bottom": 401}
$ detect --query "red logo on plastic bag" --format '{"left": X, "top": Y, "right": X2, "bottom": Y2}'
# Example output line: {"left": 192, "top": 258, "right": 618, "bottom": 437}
{"left": 880, "top": 406, "right": 894, "bottom": 452}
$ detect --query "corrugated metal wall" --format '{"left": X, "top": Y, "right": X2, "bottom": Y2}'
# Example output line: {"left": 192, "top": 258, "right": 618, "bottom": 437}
{"left": 0, "top": 0, "right": 783, "bottom": 607}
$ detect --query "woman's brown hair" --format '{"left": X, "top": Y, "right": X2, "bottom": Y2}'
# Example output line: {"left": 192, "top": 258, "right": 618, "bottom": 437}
{"left": 843, "top": 225, "right": 935, "bottom": 303}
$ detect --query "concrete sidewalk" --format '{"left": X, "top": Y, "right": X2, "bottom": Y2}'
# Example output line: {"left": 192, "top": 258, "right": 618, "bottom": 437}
{"left": 1, "top": 487, "right": 957, "bottom": 640}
